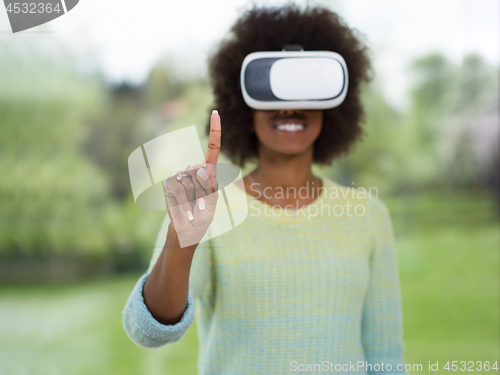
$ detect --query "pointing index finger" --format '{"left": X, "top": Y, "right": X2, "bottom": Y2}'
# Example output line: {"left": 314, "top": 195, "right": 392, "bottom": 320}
{"left": 205, "top": 110, "right": 221, "bottom": 164}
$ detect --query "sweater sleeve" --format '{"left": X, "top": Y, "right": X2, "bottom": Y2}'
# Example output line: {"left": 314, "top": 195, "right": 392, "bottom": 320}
{"left": 121, "top": 214, "right": 195, "bottom": 348}
{"left": 361, "top": 197, "right": 407, "bottom": 374}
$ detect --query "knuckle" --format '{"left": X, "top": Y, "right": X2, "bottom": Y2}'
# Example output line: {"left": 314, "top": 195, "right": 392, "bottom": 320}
{"left": 199, "top": 180, "right": 211, "bottom": 189}
{"left": 207, "top": 143, "right": 220, "bottom": 149}
{"left": 172, "top": 184, "right": 184, "bottom": 195}
{"left": 195, "top": 187, "right": 206, "bottom": 196}
{"left": 166, "top": 176, "right": 177, "bottom": 185}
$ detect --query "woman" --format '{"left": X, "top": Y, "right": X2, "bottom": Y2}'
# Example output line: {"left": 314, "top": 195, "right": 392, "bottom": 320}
{"left": 123, "top": 4, "right": 407, "bottom": 374}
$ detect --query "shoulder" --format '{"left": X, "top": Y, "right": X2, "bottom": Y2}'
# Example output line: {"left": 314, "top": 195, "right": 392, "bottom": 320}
{"left": 320, "top": 176, "right": 391, "bottom": 221}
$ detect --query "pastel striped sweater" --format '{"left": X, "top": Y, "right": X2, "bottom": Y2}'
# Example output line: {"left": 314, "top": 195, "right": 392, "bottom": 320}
{"left": 122, "top": 177, "right": 408, "bottom": 374}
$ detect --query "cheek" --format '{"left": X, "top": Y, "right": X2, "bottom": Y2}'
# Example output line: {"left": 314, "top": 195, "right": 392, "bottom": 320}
{"left": 254, "top": 124, "right": 271, "bottom": 139}
{"left": 308, "top": 112, "right": 323, "bottom": 135}
{"left": 253, "top": 114, "right": 270, "bottom": 134}
{"left": 311, "top": 120, "right": 323, "bottom": 138}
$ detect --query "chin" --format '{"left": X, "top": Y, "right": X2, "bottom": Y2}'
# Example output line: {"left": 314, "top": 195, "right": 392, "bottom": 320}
{"left": 270, "top": 145, "right": 313, "bottom": 157}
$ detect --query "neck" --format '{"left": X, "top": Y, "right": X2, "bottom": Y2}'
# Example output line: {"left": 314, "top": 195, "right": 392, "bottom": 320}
{"left": 252, "top": 146, "right": 316, "bottom": 190}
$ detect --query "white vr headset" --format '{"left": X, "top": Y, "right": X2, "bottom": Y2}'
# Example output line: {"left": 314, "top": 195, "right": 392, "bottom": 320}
{"left": 240, "top": 48, "right": 348, "bottom": 110}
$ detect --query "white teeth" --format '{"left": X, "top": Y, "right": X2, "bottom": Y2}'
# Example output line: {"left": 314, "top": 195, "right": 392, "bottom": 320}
{"left": 276, "top": 123, "right": 305, "bottom": 132}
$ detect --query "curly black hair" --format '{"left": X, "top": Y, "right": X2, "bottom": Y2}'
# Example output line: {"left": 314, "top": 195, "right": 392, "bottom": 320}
{"left": 207, "top": 4, "right": 373, "bottom": 167}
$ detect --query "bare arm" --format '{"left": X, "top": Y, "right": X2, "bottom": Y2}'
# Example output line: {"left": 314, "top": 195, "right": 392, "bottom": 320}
{"left": 143, "top": 224, "right": 197, "bottom": 325}
{"left": 142, "top": 110, "right": 222, "bottom": 326}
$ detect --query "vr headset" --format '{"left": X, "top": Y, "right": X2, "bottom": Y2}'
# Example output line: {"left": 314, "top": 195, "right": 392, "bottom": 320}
{"left": 240, "top": 46, "right": 348, "bottom": 110}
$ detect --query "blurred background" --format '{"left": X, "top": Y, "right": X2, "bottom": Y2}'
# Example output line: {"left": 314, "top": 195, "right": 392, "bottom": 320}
{"left": 0, "top": 0, "right": 498, "bottom": 374}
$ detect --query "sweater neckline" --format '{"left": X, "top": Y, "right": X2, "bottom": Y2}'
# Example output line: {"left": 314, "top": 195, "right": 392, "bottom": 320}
{"left": 241, "top": 176, "right": 332, "bottom": 224}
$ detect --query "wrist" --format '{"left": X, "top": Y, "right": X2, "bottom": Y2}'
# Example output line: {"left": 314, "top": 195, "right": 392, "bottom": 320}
{"left": 166, "top": 223, "right": 199, "bottom": 251}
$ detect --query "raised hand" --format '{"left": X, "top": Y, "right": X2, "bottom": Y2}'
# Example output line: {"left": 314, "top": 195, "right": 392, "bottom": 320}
{"left": 163, "top": 110, "right": 221, "bottom": 247}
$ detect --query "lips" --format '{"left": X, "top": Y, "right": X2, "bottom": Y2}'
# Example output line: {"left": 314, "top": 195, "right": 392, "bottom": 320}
{"left": 273, "top": 123, "right": 306, "bottom": 132}
{"left": 272, "top": 117, "right": 307, "bottom": 133}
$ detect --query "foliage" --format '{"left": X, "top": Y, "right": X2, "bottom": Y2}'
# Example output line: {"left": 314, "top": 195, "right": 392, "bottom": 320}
{"left": 322, "top": 53, "right": 499, "bottom": 198}
{"left": 1, "top": 39, "right": 498, "bottom": 263}
{"left": 405, "top": 53, "right": 499, "bottom": 190}
{"left": 0, "top": 39, "right": 112, "bottom": 258}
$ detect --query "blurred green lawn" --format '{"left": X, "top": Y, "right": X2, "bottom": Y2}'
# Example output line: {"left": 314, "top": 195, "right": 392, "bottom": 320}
{"left": 1, "top": 192, "right": 498, "bottom": 375}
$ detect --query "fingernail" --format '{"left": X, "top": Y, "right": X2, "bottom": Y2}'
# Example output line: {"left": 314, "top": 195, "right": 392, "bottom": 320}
{"left": 187, "top": 210, "right": 194, "bottom": 221}
{"left": 199, "top": 197, "right": 205, "bottom": 210}
{"left": 197, "top": 167, "right": 209, "bottom": 181}
{"left": 212, "top": 109, "right": 218, "bottom": 114}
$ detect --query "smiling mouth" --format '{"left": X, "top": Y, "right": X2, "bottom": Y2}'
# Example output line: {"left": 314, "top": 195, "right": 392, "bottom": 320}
{"left": 273, "top": 122, "right": 306, "bottom": 133}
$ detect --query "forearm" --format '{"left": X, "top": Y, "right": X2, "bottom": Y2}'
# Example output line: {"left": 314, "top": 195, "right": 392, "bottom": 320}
{"left": 143, "top": 223, "right": 197, "bottom": 325}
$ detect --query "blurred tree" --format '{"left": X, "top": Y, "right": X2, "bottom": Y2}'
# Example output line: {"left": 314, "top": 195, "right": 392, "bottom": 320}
{"left": 0, "top": 40, "right": 114, "bottom": 258}
{"left": 82, "top": 83, "right": 144, "bottom": 200}
{"left": 436, "top": 54, "right": 498, "bottom": 191}
{"left": 410, "top": 54, "right": 454, "bottom": 106}
{"left": 406, "top": 53, "right": 456, "bottom": 178}
{"left": 455, "top": 54, "right": 494, "bottom": 114}
{"left": 143, "top": 61, "right": 183, "bottom": 109}
{"left": 82, "top": 60, "right": 191, "bottom": 202}
{"left": 322, "top": 52, "right": 499, "bottom": 199}
{"left": 325, "top": 82, "right": 409, "bottom": 195}
{"left": 3, "top": 37, "right": 497, "bottom": 275}
{"left": 404, "top": 52, "right": 499, "bottom": 192}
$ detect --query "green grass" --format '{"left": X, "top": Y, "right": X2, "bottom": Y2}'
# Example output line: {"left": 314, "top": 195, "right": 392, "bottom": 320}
{"left": 0, "top": 192, "right": 498, "bottom": 374}
{"left": 386, "top": 191, "right": 500, "bottom": 372}
{"left": 0, "top": 274, "right": 199, "bottom": 375}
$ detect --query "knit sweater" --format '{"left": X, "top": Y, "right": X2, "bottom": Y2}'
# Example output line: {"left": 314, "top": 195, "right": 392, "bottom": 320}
{"left": 122, "top": 177, "right": 407, "bottom": 374}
